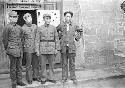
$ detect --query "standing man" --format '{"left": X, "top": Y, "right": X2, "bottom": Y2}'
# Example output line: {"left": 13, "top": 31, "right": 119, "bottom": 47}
{"left": 2, "top": 11, "right": 26, "bottom": 88}
{"left": 56, "top": 11, "right": 83, "bottom": 84}
{"left": 22, "top": 13, "right": 40, "bottom": 84}
{"left": 35, "top": 14, "right": 60, "bottom": 84}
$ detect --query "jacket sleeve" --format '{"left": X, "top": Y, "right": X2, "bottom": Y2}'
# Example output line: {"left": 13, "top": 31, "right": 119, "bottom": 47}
{"left": 75, "top": 25, "right": 83, "bottom": 41}
{"left": 35, "top": 27, "right": 40, "bottom": 53}
{"left": 34, "top": 25, "right": 38, "bottom": 46}
{"left": 56, "top": 24, "right": 62, "bottom": 40}
{"left": 2, "top": 26, "right": 9, "bottom": 50}
{"left": 19, "top": 27, "right": 25, "bottom": 58}
{"left": 20, "top": 27, "right": 25, "bottom": 48}
{"left": 54, "top": 27, "right": 60, "bottom": 50}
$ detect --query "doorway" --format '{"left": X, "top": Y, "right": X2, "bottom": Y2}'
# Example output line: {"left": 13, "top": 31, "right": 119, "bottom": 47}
{"left": 14, "top": 10, "right": 37, "bottom": 26}
{"left": 13, "top": 10, "right": 37, "bottom": 66}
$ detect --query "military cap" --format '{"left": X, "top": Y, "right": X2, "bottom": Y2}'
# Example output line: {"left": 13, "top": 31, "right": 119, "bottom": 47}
{"left": 43, "top": 14, "right": 51, "bottom": 19}
{"left": 9, "top": 11, "right": 18, "bottom": 17}
{"left": 23, "top": 13, "right": 31, "bottom": 20}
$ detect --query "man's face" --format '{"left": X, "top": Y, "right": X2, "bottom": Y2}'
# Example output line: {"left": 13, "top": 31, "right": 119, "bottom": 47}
{"left": 44, "top": 17, "right": 51, "bottom": 25}
{"left": 25, "top": 15, "right": 32, "bottom": 24}
{"left": 9, "top": 16, "right": 18, "bottom": 23}
{"left": 65, "top": 13, "right": 72, "bottom": 23}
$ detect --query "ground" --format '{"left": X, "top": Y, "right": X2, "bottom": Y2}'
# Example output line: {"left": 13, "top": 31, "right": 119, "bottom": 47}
{"left": 1, "top": 75, "right": 125, "bottom": 88}
{"left": 0, "top": 66, "right": 125, "bottom": 88}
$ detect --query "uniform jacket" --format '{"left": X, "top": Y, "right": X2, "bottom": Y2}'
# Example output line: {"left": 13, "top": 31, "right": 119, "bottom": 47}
{"left": 22, "top": 24, "right": 37, "bottom": 53}
{"left": 35, "top": 24, "right": 60, "bottom": 54}
{"left": 2, "top": 23, "right": 23, "bottom": 57}
{"left": 56, "top": 21, "right": 81, "bottom": 54}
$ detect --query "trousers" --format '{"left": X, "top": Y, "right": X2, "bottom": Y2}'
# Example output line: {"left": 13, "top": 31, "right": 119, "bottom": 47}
{"left": 26, "top": 53, "right": 40, "bottom": 82}
{"left": 39, "top": 54, "right": 55, "bottom": 81}
{"left": 61, "top": 46, "right": 76, "bottom": 80}
{"left": 9, "top": 55, "right": 22, "bottom": 84}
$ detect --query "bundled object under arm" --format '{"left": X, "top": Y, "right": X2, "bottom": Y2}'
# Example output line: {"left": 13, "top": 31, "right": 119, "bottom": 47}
{"left": 75, "top": 26, "right": 83, "bottom": 41}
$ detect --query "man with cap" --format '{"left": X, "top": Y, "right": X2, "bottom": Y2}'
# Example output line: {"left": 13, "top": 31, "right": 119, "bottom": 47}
{"left": 35, "top": 13, "right": 60, "bottom": 84}
{"left": 2, "top": 11, "right": 26, "bottom": 88}
{"left": 56, "top": 11, "right": 83, "bottom": 84}
{"left": 22, "top": 13, "right": 40, "bottom": 84}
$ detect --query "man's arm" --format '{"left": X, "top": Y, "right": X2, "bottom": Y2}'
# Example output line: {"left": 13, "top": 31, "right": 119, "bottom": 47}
{"left": 56, "top": 24, "right": 62, "bottom": 40}
{"left": 34, "top": 25, "right": 38, "bottom": 48}
{"left": 35, "top": 27, "right": 40, "bottom": 56}
{"left": 19, "top": 26, "right": 25, "bottom": 58}
{"left": 20, "top": 27, "right": 25, "bottom": 48}
{"left": 54, "top": 27, "right": 60, "bottom": 51}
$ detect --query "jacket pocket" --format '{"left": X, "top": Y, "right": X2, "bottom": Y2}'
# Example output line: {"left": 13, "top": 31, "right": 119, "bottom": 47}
{"left": 6, "top": 48, "right": 21, "bottom": 57}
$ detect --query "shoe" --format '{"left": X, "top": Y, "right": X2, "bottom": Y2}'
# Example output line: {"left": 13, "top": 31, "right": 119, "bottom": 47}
{"left": 12, "top": 84, "right": 16, "bottom": 88}
{"left": 62, "top": 79, "right": 67, "bottom": 83}
{"left": 48, "top": 79, "right": 57, "bottom": 83}
{"left": 72, "top": 79, "right": 77, "bottom": 85}
{"left": 33, "top": 78, "right": 41, "bottom": 82}
{"left": 27, "top": 80, "right": 32, "bottom": 84}
{"left": 33, "top": 78, "right": 37, "bottom": 81}
{"left": 17, "top": 81, "right": 26, "bottom": 86}
{"left": 41, "top": 81, "right": 46, "bottom": 84}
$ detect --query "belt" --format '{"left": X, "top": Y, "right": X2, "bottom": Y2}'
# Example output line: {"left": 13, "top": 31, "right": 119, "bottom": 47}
{"left": 40, "top": 40, "right": 55, "bottom": 42}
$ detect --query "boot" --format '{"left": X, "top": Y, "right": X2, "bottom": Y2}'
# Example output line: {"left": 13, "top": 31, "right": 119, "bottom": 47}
{"left": 72, "top": 79, "right": 77, "bottom": 85}
{"left": 12, "top": 84, "right": 16, "bottom": 88}
{"left": 27, "top": 80, "right": 32, "bottom": 84}
{"left": 62, "top": 79, "right": 67, "bottom": 83}
{"left": 17, "top": 81, "right": 26, "bottom": 86}
{"left": 41, "top": 80, "right": 46, "bottom": 84}
{"left": 11, "top": 80, "right": 17, "bottom": 88}
{"left": 47, "top": 79, "right": 57, "bottom": 83}
{"left": 33, "top": 78, "right": 41, "bottom": 82}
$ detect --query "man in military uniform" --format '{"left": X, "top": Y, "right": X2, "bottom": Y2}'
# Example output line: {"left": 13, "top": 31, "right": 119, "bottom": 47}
{"left": 22, "top": 13, "right": 40, "bottom": 84}
{"left": 2, "top": 11, "right": 26, "bottom": 88}
{"left": 35, "top": 14, "right": 59, "bottom": 84}
{"left": 57, "top": 11, "right": 83, "bottom": 84}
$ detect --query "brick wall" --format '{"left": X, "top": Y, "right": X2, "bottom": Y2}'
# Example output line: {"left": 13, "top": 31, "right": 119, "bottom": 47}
{"left": 63, "top": 0, "right": 125, "bottom": 67}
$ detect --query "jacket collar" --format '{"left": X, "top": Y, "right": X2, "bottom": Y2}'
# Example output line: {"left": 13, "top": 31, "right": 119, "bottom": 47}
{"left": 25, "top": 23, "right": 32, "bottom": 27}
{"left": 44, "top": 23, "right": 50, "bottom": 27}
{"left": 63, "top": 20, "right": 72, "bottom": 26}
{"left": 10, "top": 22, "right": 17, "bottom": 26}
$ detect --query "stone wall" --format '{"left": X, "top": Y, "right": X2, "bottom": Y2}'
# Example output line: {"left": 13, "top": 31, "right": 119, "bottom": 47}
{"left": 63, "top": 0, "right": 125, "bottom": 67}
{"left": 0, "top": 3, "right": 9, "bottom": 69}
{"left": 1, "top": 0, "right": 125, "bottom": 69}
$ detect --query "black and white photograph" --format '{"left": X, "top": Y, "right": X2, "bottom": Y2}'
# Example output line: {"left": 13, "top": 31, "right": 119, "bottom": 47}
{"left": 1, "top": 0, "right": 125, "bottom": 88}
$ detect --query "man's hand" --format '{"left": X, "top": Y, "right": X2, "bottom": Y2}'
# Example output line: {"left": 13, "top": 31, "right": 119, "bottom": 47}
{"left": 36, "top": 49, "right": 40, "bottom": 56}
{"left": 55, "top": 49, "right": 59, "bottom": 54}
{"left": 20, "top": 50, "right": 23, "bottom": 59}
{"left": 36, "top": 52, "right": 40, "bottom": 56}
